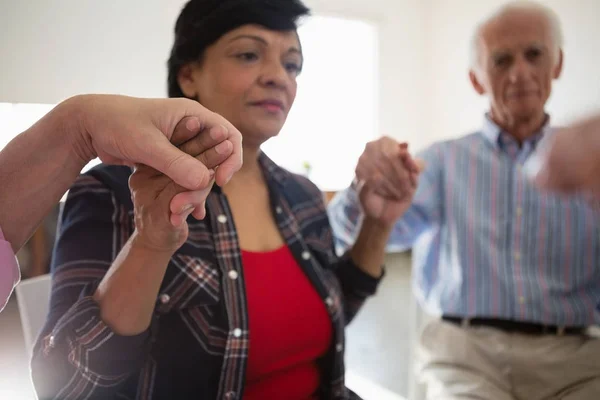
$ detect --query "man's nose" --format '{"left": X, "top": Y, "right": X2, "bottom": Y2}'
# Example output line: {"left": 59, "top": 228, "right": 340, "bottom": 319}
{"left": 509, "top": 56, "right": 534, "bottom": 83}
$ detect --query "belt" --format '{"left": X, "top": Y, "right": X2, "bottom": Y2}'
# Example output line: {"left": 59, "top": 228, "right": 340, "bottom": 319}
{"left": 442, "top": 315, "right": 586, "bottom": 336}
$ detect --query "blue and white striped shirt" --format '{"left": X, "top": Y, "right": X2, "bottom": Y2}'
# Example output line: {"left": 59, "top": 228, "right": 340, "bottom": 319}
{"left": 328, "top": 116, "right": 600, "bottom": 326}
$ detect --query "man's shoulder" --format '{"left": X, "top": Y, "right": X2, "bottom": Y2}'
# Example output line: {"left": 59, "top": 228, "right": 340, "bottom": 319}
{"left": 418, "top": 131, "right": 483, "bottom": 155}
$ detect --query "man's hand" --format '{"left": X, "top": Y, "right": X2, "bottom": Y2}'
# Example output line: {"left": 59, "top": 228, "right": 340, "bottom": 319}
{"left": 66, "top": 94, "right": 243, "bottom": 191}
{"left": 355, "top": 137, "right": 423, "bottom": 227}
{"left": 530, "top": 113, "right": 600, "bottom": 197}
{"left": 128, "top": 125, "right": 232, "bottom": 252}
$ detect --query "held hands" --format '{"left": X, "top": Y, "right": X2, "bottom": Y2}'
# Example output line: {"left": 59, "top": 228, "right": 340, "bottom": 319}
{"left": 354, "top": 136, "right": 424, "bottom": 227}
{"left": 128, "top": 124, "right": 233, "bottom": 253}
{"left": 68, "top": 94, "right": 243, "bottom": 190}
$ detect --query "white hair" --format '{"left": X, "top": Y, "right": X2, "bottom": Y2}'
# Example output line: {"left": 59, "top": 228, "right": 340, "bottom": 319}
{"left": 469, "top": 0, "right": 564, "bottom": 70}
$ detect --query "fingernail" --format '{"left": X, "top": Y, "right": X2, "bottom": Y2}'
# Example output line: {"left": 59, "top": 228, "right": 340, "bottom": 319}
{"left": 186, "top": 117, "right": 200, "bottom": 132}
{"left": 210, "top": 125, "right": 227, "bottom": 140}
{"left": 215, "top": 140, "right": 231, "bottom": 154}
{"left": 208, "top": 169, "right": 216, "bottom": 179}
{"left": 180, "top": 204, "right": 194, "bottom": 213}
{"left": 223, "top": 174, "right": 232, "bottom": 186}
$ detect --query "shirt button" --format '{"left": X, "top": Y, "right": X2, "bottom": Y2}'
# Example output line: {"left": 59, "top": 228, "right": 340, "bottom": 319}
{"left": 224, "top": 392, "right": 236, "bottom": 399}
{"left": 301, "top": 251, "right": 311, "bottom": 260}
{"left": 325, "top": 297, "right": 334, "bottom": 307}
{"left": 336, "top": 343, "right": 343, "bottom": 352}
{"left": 275, "top": 206, "right": 283, "bottom": 214}
{"left": 159, "top": 293, "right": 170, "bottom": 304}
{"left": 233, "top": 328, "right": 242, "bottom": 338}
{"left": 516, "top": 207, "right": 523, "bottom": 217}
{"left": 519, "top": 296, "right": 526, "bottom": 305}
{"left": 217, "top": 214, "right": 228, "bottom": 224}
{"left": 514, "top": 252, "right": 521, "bottom": 261}
{"left": 228, "top": 270, "right": 239, "bottom": 280}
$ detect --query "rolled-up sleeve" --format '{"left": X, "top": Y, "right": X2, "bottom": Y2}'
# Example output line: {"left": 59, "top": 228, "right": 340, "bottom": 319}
{"left": 332, "top": 253, "right": 383, "bottom": 324}
{"left": 0, "top": 226, "right": 19, "bottom": 312}
{"left": 31, "top": 175, "right": 153, "bottom": 400}
{"left": 327, "top": 142, "right": 446, "bottom": 255}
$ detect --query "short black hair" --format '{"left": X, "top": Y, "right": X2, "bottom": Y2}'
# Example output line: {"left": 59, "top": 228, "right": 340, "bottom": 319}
{"left": 167, "top": 0, "right": 311, "bottom": 98}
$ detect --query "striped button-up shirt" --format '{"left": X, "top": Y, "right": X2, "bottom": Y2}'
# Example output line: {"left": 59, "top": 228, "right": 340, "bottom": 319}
{"left": 31, "top": 153, "right": 381, "bottom": 400}
{"left": 328, "top": 116, "right": 600, "bottom": 326}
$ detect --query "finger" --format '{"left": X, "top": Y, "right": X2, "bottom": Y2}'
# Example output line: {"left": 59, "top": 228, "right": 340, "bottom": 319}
{"left": 191, "top": 202, "right": 207, "bottom": 220}
{"left": 371, "top": 172, "right": 405, "bottom": 200}
{"left": 170, "top": 117, "right": 203, "bottom": 146}
{"left": 171, "top": 206, "right": 195, "bottom": 227}
{"left": 399, "top": 147, "right": 422, "bottom": 174}
{"left": 169, "top": 183, "right": 214, "bottom": 215}
{"left": 195, "top": 140, "right": 234, "bottom": 170}
{"left": 143, "top": 134, "right": 213, "bottom": 191}
{"left": 213, "top": 123, "right": 243, "bottom": 187}
{"left": 178, "top": 124, "right": 229, "bottom": 158}
{"left": 377, "top": 150, "right": 412, "bottom": 198}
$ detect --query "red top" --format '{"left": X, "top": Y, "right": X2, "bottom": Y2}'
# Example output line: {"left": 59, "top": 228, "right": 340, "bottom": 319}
{"left": 242, "top": 245, "right": 333, "bottom": 400}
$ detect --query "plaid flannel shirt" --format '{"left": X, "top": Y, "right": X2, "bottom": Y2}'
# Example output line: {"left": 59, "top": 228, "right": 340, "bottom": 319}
{"left": 31, "top": 153, "right": 382, "bottom": 400}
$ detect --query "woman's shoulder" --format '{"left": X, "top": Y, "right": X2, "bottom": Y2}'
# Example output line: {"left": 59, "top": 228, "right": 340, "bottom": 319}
{"left": 259, "top": 153, "right": 323, "bottom": 203}
{"left": 78, "top": 164, "right": 134, "bottom": 209}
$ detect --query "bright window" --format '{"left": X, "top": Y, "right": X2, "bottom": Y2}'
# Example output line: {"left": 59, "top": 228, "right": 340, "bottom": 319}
{"left": 261, "top": 15, "right": 379, "bottom": 191}
{"left": 0, "top": 103, "right": 102, "bottom": 174}
{"left": 0, "top": 103, "right": 56, "bottom": 151}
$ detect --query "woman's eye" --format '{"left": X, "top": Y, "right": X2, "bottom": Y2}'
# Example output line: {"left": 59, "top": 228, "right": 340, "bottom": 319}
{"left": 285, "top": 63, "right": 301, "bottom": 74}
{"left": 237, "top": 52, "right": 258, "bottom": 62}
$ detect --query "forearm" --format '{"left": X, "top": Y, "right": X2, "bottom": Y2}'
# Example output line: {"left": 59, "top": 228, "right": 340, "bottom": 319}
{"left": 93, "top": 231, "right": 173, "bottom": 336}
{"left": 0, "top": 97, "right": 89, "bottom": 252}
{"left": 349, "top": 217, "right": 392, "bottom": 278}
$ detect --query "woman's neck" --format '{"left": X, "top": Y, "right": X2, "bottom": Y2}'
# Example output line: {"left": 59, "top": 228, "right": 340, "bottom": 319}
{"left": 224, "top": 145, "right": 263, "bottom": 189}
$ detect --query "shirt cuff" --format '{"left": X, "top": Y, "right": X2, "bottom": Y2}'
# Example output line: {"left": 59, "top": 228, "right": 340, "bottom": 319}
{"left": 337, "top": 252, "right": 385, "bottom": 296}
{"left": 44, "top": 285, "right": 152, "bottom": 376}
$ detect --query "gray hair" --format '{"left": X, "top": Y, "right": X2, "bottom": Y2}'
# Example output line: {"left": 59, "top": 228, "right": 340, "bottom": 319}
{"left": 469, "top": 0, "right": 564, "bottom": 70}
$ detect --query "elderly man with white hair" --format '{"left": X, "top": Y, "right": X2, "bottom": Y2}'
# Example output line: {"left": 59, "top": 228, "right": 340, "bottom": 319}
{"left": 328, "top": 1, "right": 600, "bottom": 399}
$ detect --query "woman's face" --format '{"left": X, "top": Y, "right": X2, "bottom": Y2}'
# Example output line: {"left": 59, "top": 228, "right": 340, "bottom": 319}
{"left": 178, "top": 24, "right": 302, "bottom": 148}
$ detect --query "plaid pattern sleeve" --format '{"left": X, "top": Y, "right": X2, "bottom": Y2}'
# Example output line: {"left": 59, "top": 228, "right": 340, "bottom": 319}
{"left": 31, "top": 174, "right": 152, "bottom": 400}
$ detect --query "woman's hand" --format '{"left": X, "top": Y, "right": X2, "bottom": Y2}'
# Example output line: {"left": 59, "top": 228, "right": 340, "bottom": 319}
{"left": 128, "top": 124, "right": 234, "bottom": 253}
{"left": 355, "top": 138, "right": 423, "bottom": 228}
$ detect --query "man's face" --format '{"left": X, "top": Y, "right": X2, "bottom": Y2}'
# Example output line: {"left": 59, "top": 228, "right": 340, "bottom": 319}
{"left": 470, "top": 10, "right": 563, "bottom": 125}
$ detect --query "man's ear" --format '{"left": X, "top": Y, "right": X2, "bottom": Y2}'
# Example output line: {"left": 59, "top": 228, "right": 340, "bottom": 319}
{"left": 177, "top": 64, "right": 199, "bottom": 99}
{"left": 469, "top": 69, "right": 486, "bottom": 95}
{"left": 553, "top": 49, "right": 564, "bottom": 79}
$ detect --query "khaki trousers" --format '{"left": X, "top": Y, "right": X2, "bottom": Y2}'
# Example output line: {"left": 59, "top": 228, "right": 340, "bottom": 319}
{"left": 417, "top": 320, "right": 600, "bottom": 400}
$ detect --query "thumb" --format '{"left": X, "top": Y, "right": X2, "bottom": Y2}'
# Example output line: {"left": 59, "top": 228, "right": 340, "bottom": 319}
{"left": 145, "top": 136, "right": 213, "bottom": 190}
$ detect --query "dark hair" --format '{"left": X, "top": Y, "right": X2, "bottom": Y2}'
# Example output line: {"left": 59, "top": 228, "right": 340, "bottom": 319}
{"left": 167, "top": 0, "right": 310, "bottom": 98}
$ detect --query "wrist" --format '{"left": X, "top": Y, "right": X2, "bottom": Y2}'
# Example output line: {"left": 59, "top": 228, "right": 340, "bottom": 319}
{"left": 129, "top": 230, "right": 179, "bottom": 259}
{"left": 57, "top": 95, "right": 97, "bottom": 167}
{"left": 362, "top": 216, "right": 394, "bottom": 236}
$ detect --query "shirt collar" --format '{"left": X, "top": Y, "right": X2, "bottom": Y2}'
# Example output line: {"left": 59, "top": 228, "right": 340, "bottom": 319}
{"left": 480, "top": 113, "right": 551, "bottom": 148}
{"left": 210, "top": 151, "right": 291, "bottom": 195}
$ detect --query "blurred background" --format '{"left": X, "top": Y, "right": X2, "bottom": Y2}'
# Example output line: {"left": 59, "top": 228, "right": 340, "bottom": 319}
{"left": 0, "top": 0, "right": 599, "bottom": 399}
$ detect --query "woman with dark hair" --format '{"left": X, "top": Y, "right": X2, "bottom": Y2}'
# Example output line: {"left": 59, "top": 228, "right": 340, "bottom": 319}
{"left": 31, "top": 1, "right": 419, "bottom": 399}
